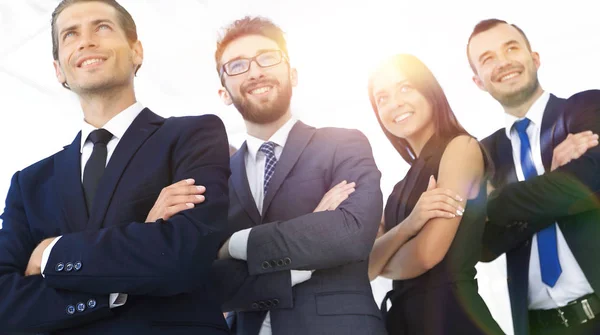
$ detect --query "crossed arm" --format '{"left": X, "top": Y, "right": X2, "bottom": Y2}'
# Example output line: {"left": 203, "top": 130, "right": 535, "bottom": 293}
{"left": 369, "top": 136, "right": 484, "bottom": 281}
{"left": 0, "top": 116, "right": 230, "bottom": 333}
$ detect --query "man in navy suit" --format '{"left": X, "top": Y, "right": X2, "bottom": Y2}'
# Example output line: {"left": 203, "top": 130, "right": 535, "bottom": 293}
{"left": 209, "top": 17, "right": 386, "bottom": 335}
{"left": 468, "top": 19, "right": 600, "bottom": 335}
{"left": 0, "top": 1, "right": 230, "bottom": 334}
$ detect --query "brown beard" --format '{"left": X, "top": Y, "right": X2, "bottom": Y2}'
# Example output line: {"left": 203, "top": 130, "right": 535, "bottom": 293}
{"left": 229, "top": 78, "right": 292, "bottom": 124}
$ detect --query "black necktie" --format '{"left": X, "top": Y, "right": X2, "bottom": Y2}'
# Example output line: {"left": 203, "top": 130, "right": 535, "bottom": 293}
{"left": 83, "top": 129, "right": 113, "bottom": 212}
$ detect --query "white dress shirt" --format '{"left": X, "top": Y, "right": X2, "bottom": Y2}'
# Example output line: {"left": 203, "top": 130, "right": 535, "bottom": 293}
{"left": 228, "top": 117, "right": 312, "bottom": 335}
{"left": 504, "top": 91, "right": 594, "bottom": 310}
{"left": 41, "top": 101, "right": 145, "bottom": 309}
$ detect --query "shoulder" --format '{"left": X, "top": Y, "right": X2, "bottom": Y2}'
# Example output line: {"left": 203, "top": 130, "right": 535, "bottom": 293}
{"left": 440, "top": 135, "right": 484, "bottom": 178}
{"left": 564, "top": 89, "right": 600, "bottom": 113}
{"left": 481, "top": 128, "right": 505, "bottom": 150}
{"left": 163, "top": 114, "right": 227, "bottom": 139}
{"left": 314, "top": 125, "right": 369, "bottom": 144}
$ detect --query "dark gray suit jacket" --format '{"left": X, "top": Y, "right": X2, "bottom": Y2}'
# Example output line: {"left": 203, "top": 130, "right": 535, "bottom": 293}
{"left": 212, "top": 121, "right": 387, "bottom": 335}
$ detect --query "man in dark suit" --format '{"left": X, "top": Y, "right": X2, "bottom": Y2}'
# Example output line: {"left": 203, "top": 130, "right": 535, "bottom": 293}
{"left": 0, "top": 1, "right": 230, "bottom": 334}
{"left": 210, "top": 16, "right": 387, "bottom": 335}
{"left": 468, "top": 18, "right": 600, "bottom": 335}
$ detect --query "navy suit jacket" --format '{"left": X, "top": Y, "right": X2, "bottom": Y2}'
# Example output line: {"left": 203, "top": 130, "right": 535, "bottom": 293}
{"left": 481, "top": 90, "right": 600, "bottom": 335}
{"left": 212, "top": 121, "right": 387, "bottom": 335}
{"left": 0, "top": 109, "right": 231, "bottom": 334}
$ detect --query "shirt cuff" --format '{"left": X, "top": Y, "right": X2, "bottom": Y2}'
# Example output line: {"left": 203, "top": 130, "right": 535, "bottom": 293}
{"left": 290, "top": 270, "right": 313, "bottom": 287}
{"left": 109, "top": 293, "right": 128, "bottom": 308}
{"left": 41, "top": 236, "right": 62, "bottom": 278}
{"left": 228, "top": 228, "right": 252, "bottom": 261}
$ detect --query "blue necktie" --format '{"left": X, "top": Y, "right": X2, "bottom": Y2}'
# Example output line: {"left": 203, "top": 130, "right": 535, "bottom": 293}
{"left": 259, "top": 141, "right": 277, "bottom": 195}
{"left": 514, "top": 118, "right": 562, "bottom": 287}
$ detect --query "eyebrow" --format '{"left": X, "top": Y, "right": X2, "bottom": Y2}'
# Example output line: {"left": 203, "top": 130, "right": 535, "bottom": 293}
{"left": 224, "top": 48, "right": 280, "bottom": 64}
{"left": 59, "top": 19, "right": 116, "bottom": 38}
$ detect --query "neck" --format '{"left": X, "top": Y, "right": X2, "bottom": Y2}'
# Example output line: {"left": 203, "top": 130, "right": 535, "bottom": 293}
{"left": 406, "top": 124, "right": 436, "bottom": 158}
{"left": 78, "top": 86, "right": 136, "bottom": 128}
{"left": 503, "top": 86, "right": 544, "bottom": 118}
{"left": 246, "top": 112, "right": 292, "bottom": 141}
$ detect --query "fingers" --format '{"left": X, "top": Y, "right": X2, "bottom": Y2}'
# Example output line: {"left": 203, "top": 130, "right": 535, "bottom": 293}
{"left": 313, "top": 181, "right": 356, "bottom": 212}
{"left": 552, "top": 132, "right": 598, "bottom": 170}
{"left": 326, "top": 188, "right": 355, "bottom": 211}
{"left": 425, "top": 187, "right": 463, "bottom": 202}
{"left": 162, "top": 203, "right": 195, "bottom": 221}
{"left": 424, "top": 200, "right": 464, "bottom": 216}
{"left": 426, "top": 175, "right": 436, "bottom": 191}
{"left": 163, "top": 194, "right": 205, "bottom": 207}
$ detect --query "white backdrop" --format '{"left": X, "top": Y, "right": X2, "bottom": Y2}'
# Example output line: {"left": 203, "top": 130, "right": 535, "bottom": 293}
{"left": 1, "top": 1, "right": 599, "bottom": 333}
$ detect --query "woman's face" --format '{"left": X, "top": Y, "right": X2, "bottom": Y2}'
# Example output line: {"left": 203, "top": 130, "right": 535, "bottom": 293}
{"left": 371, "top": 66, "right": 434, "bottom": 142}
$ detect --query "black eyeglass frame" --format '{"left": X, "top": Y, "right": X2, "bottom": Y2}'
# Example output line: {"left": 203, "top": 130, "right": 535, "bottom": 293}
{"left": 219, "top": 49, "right": 288, "bottom": 81}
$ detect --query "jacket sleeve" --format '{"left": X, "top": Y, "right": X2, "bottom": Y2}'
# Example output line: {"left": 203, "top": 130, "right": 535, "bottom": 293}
{"left": 0, "top": 172, "right": 113, "bottom": 333}
{"left": 246, "top": 130, "right": 383, "bottom": 275}
{"left": 487, "top": 90, "right": 600, "bottom": 230}
{"left": 43, "top": 115, "right": 231, "bottom": 296}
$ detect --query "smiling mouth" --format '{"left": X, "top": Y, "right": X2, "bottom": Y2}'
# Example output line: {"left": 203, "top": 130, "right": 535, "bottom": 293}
{"left": 394, "top": 112, "right": 413, "bottom": 123}
{"left": 248, "top": 86, "right": 273, "bottom": 95}
{"left": 496, "top": 71, "right": 522, "bottom": 82}
{"left": 78, "top": 58, "right": 106, "bottom": 68}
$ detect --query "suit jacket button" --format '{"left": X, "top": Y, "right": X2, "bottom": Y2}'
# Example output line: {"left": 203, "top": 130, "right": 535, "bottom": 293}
{"left": 87, "top": 299, "right": 97, "bottom": 309}
{"left": 55, "top": 263, "right": 65, "bottom": 272}
{"left": 258, "top": 301, "right": 267, "bottom": 309}
{"left": 261, "top": 261, "right": 271, "bottom": 269}
{"left": 270, "top": 260, "right": 278, "bottom": 267}
{"left": 251, "top": 303, "right": 259, "bottom": 309}
{"left": 76, "top": 302, "right": 86, "bottom": 312}
{"left": 66, "top": 305, "right": 76, "bottom": 315}
{"left": 65, "top": 262, "right": 74, "bottom": 272}
{"left": 74, "top": 262, "right": 82, "bottom": 271}
{"left": 265, "top": 300, "right": 273, "bottom": 307}
{"left": 276, "top": 259, "right": 284, "bottom": 266}
{"left": 284, "top": 257, "right": 291, "bottom": 265}
{"left": 273, "top": 299, "right": 279, "bottom": 306}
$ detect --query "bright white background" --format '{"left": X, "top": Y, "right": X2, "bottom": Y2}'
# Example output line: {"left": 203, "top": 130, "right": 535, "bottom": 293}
{"left": 1, "top": 1, "right": 598, "bottom": 333}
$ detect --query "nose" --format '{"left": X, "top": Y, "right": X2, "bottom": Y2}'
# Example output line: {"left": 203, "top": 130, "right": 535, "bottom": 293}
{"left": 393, "top": 92, "right": 405, "bottom": 107}
{"left": 246, "top": 60, "right": 265, "bottom": 80}
{"left": 77, "top": 29, "right": 97, "bottom": 51}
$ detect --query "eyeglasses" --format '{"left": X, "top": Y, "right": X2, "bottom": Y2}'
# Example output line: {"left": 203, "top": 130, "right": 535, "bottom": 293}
{"left": 220, "top": 50, "right": 287, "bottom": 78}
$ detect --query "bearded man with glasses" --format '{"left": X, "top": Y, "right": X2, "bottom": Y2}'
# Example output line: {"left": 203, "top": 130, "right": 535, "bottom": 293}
{"left": 209, "top": 16, "right": 387, "bottom": 335}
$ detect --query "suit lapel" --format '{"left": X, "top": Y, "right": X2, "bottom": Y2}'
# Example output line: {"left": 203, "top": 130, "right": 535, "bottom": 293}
{"left": 540, "top": 94, "right": 566, "bottom": 171}
{"left": 496, "top": 134, "right": 518, "bottom": 187}
{"left": 87, "top": 108, "right": 163, "bottom": 230}
{"left": 55, "top": 133, "right": 89, "bottom": 232}
{"left": 230, "top": 143, "right": 261, "bottom": 225}
{"left": 261, "top": 121, "right": 315, "bottom": 217}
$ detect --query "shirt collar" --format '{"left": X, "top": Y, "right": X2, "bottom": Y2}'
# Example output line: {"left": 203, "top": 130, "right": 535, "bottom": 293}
{"left": 80, "top": 101, "right": 145, "bottom": 152}
{"left": 246, "top": 116, "right": 298, "bottom": 162}
{"left": 504, "top": 91, "right": 550, "bottom": 138}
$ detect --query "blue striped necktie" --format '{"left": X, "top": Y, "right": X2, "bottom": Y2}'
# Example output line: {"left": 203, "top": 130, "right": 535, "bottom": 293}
{"left": 514, "top": 118, "right": 562, "bottom": 287}
{"left": 259, "top": 141, "right": 277, "bottom": 195}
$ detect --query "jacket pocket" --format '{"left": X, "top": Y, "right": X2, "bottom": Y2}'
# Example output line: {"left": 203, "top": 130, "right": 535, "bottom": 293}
{"left": 315, "top": 291, "right": 382, "bottom": 319}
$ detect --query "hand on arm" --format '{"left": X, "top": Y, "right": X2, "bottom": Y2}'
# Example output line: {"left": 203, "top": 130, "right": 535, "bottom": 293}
{"left": 379, "top": 136, "right": 483, "bottom": 280}
{"left": 146, "top": 179, "right": 206, "bottom": 222}
{"left": 368, "top": 175, "right": 463, "bottom": 280}
{"left": 551, "top": 131, "right": 598, "bottom": 171}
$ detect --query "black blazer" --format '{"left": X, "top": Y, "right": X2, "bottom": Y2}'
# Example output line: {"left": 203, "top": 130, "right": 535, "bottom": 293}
{"left": 481, "top": 90, "right": 600, "bottom": 335}
{"left": 212, "top": 121, "right": 386, "bottom": 335}
{"left": 0, "top": 109, "right": 232, "bottom": 334}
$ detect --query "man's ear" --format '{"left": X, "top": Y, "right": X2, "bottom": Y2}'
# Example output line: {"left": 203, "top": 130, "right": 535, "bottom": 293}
{"left": 218, "top": 86, "right": 233, "bottom": 105}
{"left": 290, "top": 67, "right": 298, "bottom": 87}
{"left": 472, "top": 74, "right": 487, "bottom": 92}
{"left": 53, "top": 60, "right": 67, "bottom": 86}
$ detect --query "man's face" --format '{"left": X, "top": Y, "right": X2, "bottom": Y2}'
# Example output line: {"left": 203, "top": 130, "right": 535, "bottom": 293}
{"left": 469, "top": 23, "right": 540, "bottom": 108}
{"left": 53, "top": 1, "right": 143, "bottom": 94}
{"left": 218, "top": 35, "right": 297, "bottom": 124}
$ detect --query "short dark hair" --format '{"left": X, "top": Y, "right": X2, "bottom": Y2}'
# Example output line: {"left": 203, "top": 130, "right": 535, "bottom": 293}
{"left": 215, "top": 16, "right": 289, "bottom": 76}
{"left": 466, "top": 18, "right": 532, "bottom": 73}
{"left": 51, "top": 0, "right": 141, "bottom": 88}
{"left": 368, "top": 54, "right": 469, "bottom": 164}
